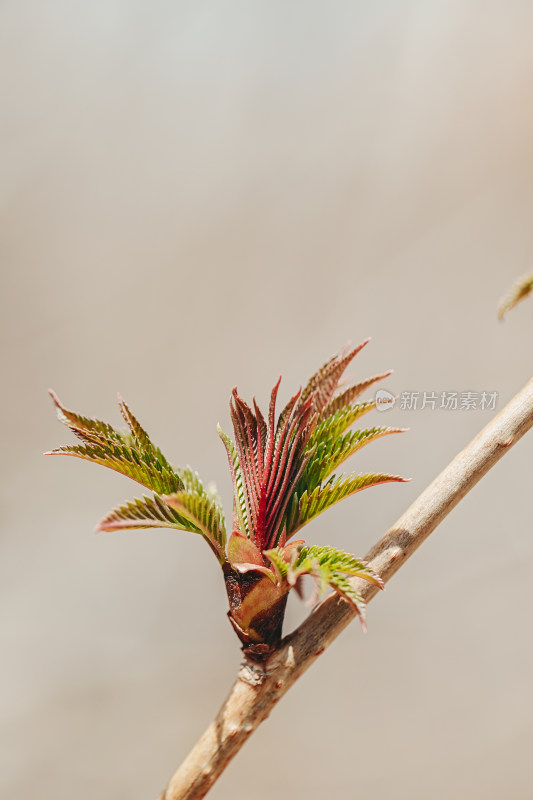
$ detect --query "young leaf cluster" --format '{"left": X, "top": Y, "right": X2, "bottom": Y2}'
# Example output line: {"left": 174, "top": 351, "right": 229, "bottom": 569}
{"left": 47, "top": 340, "right": 407, "bottom": 642}
{"left": 46, "top": 391, "right": 226, "bottom": 561}
{"left": 264, "top": 544, "right": 384, "bottom": 627}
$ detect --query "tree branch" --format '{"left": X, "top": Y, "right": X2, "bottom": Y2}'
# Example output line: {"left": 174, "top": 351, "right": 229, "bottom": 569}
{"left": 157, "top": 377, "right": 533, "bottom": 800}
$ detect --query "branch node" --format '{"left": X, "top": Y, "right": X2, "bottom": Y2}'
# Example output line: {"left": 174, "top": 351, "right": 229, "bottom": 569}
{"left": 238, "top": 660, "right": 270, "bottom": 686}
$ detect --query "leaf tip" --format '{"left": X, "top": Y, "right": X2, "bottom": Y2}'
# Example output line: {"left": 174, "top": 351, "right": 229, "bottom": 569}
{"left": 48, "top": 389, "right": 64, "bottom": 415}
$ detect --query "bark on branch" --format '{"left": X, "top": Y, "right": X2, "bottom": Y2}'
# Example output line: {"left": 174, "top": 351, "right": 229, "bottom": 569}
{"left": 157, "top": 377, "right": 533, "bottom": 800}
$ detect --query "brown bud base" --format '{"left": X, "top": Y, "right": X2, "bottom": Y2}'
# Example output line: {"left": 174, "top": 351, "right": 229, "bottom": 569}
{"left": 223, "top": 564, "right": 289, "bottom": 662}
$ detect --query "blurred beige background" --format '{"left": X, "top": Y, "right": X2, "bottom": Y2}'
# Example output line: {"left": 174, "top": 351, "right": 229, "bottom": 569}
{"left": 1, "top": 2, "right": 532, "bottom": 798}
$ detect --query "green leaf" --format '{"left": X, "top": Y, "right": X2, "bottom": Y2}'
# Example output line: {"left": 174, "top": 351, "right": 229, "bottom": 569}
{"left": 177, "top": 465, "right": 223, "bottom": 504}
{"left": 326, "top": 573, "right": 367, "bottom": 627}
{"left": 47, "top": 393, "right": 228, "bottom": 563}
{"left": 263, "top": 546, "right": 290, "bottom": 582}
{"left": 292, "top": 545, "right": 383, "bottom": 586}
{"left": 286, "top": 472, "right": 408, "bottom": 536}
{"left": 303, "top": 425, "right": 406, "bottom": 493}
{"left": 46, "top": 439, "right": 183, "bottom": 495}
{"left": 46, "top": 392, "right": 184, "bottom": 494}
{"left": 163, "top": 490, "right": 227, "bottom": 561}
{"left": 49, "top": 390, "right": 128, "bottom": 444}
{"left": 96, "top": 494, "right": 200, "bottom": 533}
{"left": 218, "top": 425, "right": 249, "bottom": 537}
{"left": 118, "top": 394, "right": 155, "bottom": 452}
{"left": 309, "top": 400, "right": 377, "bottom": 449}
{"left": 289, "top": 544, "right": 384, "bottom": 627}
